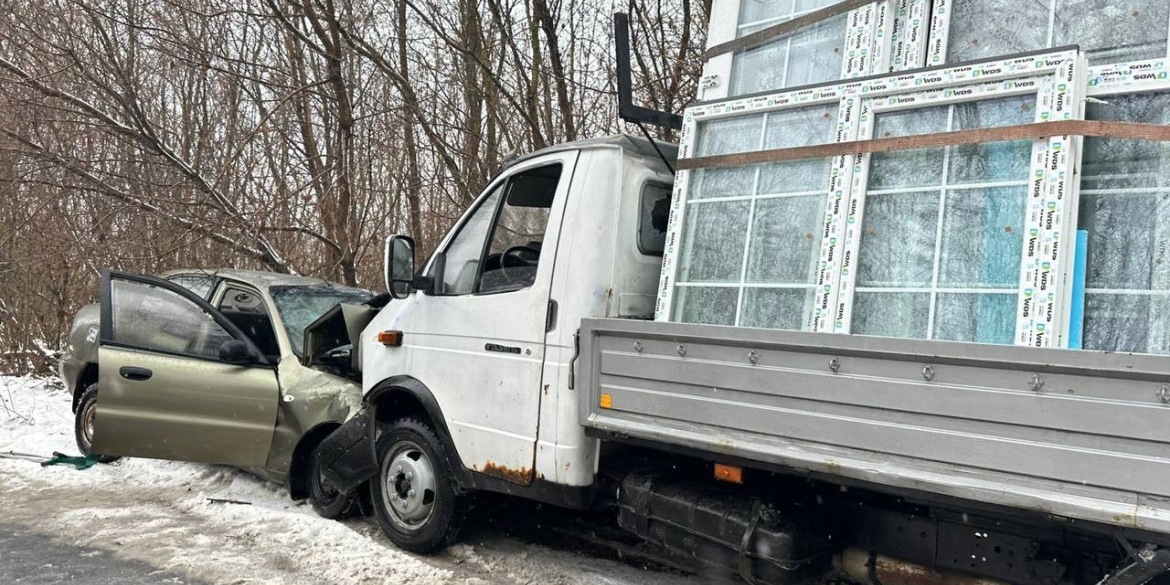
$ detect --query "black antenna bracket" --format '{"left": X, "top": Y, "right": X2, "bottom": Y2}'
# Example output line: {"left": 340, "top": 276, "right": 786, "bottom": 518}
{"left": 614, "top": 12, "right": 683, "bottom": 131}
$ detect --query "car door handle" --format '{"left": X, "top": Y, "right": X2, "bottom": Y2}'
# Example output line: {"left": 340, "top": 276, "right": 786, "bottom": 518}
{"left": 119, "top": 366, "right": 153, "bottom": 381}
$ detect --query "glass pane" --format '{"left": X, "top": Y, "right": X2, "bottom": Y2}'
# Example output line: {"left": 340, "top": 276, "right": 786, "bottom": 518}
{"left": 440, "top": 184, "right": 504, "bottom": 295}
{"left": 740, "top": 287, "right": 815, "bottom": 330}
{"left": 934, "top": 293, "right": 1017, "bottom": 344}
{"left": 1083, "top": 293, "right": 1170, "bottom": 355}
{"left": 944, "top": 0, "right": 1048, "bottom": 64}
{"left": 740, "top": 0, "right": 795, "bottom": 26}
{"left": 691, "top": 167, "right": 757, "bottom": 200}
{"left": 1082, "top": 93, "right": 1170, "bottom": 192}
{"left": 730, "top": 13, "right": 847, "bottom": 96}
{"left": 946, "top": 0, "right": 1170, "bottom": 66}
{"left": 479, "top": 167, "right": 557, "bottom": 295}
{"left": 852, "top": 292, "right": 930, "bottom": 339}
{"left": 1081, "top": 92, "right": 1170, "bottom": 289}
{"left": 673, "top": 287, "right": 739, "bottom": 326}
{"left": 747, "top": 196, "right": 824, "bottom": 284}
{"left": 948, "top": 97, "right": 1035, "bottom": 184}
{"left": 939, "top": 187, "right": 1027, "bottom": 288}
{"left": 784, "top": 14, "right": 849, "bottom": 88}
{"left": 869, "top": 106, "right": 949, "bottom": 190}
{"left": 857, "top": 192, "right": 940, "bottom": 287}
{"left": 166, "top": 275, "right": 216, "bottom": 300}
{"left": 1054, "top": 0, "right": 1170, "bottom": 65}
{"left": 732, "top": 40, "right": 789, "bottom": 96}
{"left": 696, "top": 115, "right": 764, "bottom": 156}
{"left": 764, "top": 105, "right": 838, "bottom": 149}
{"left": 677, "top": 201, "right": 752, "bottom": 283}
{"left": 639, "top": 183, "right": 671, "bottom": 255}
{"left": 111, "top": 279, "right": 234, "bottom": 359}
{"left": 1079, "top": 91, "right": 1170, "bottom": 355}
{"left": 1079, "top": 192, "right": 1169, "bottom": 290}
{"left": 758, "top": 159, "right": 833, "bottom": 193}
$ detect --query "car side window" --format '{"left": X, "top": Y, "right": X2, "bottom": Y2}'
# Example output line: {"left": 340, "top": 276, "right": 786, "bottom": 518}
{"left": 217, "top": 286, "right": 280, "bottom": 359}
{"left": 437, "top": 184, "right": 505, "bottom": 295}
{"left": 166, "top": 274, "right": 217, "bottom": 300}
{"left": 110, "top": 279, "right": 234, "bottom": 359}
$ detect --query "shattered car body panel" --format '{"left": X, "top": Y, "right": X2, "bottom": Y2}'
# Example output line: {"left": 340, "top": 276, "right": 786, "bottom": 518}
{"left": 59, "top": 268, "right": 374, "bottom": 491}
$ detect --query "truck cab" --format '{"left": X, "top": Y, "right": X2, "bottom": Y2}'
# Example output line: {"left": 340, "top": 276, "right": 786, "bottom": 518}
{"left": 320, "top": 135, "right": 674, "bottom": 551}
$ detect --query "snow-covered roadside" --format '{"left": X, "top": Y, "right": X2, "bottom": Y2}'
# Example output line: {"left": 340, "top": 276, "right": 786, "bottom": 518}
{"left": 0, "top": 375, "right": 691, "bottom": 585}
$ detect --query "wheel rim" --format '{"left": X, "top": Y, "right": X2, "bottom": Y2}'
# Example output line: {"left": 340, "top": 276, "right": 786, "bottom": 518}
{"left": 380, "top": 440, "right": 437, "bottom": 529}
{"left": 312, "top": 458, "right": 340, "bottom": 502}
{"left": 81, "top": 399, "right": 97, "bottom": 448}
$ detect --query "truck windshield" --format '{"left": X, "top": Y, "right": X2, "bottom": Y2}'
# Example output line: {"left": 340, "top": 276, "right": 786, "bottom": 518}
{"left": 269, "top": 285, "right": 375, "bottom": 357}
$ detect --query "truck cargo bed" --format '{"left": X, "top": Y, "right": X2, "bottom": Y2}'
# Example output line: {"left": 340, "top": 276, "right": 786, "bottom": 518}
{"left": 578, "top": 318, "right": 1170, "bottom": 536}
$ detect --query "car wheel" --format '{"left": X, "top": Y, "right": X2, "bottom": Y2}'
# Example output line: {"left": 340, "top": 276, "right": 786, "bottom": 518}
{"left": 308, "top": 446, "right": 357, "bottom": 519}
{"left": 74, "top": 384, "right": 120, "bottom": 464}
{"left": 369, "top": 417, "right": 467, "bottom": 553}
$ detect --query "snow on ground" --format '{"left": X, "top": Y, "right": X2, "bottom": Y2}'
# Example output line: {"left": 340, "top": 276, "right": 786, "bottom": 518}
{"left": 0, "top": 375, "right": 694, "bottom": 585}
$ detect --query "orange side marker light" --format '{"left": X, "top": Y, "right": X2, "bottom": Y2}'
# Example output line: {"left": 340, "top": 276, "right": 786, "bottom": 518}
{"left": 714, "top": 463, "right": 743, "bottom": 484}
{"left": 377, "top": 330, "right": 403, "bottom": 347}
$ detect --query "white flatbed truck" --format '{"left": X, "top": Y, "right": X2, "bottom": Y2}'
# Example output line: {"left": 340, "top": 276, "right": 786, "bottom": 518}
{"left": 313, "top": 129, "right": 1170, "bottom": 585}
{"left": 311, "top": 16, "right": 1170, "bottom": 585}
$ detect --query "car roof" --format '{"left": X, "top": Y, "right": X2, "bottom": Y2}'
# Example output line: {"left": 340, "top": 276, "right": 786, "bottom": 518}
{"left": 162, "top": 268, "right": 368, "bottom": 292}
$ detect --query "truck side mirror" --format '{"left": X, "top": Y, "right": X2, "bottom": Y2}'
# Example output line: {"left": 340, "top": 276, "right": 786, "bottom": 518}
{"left": 385, "top": 235, "right": 416, "bottom": 300}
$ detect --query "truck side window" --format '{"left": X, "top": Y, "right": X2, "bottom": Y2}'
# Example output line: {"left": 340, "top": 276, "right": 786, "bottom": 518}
{"left": 639, "top": 182, "right": 672, "bottom": 256}
{"left": 438, "top": 184, "right": 505, "bottom": 295}
{"left": 478, "top": 164, "right": 562, "bottom": 294}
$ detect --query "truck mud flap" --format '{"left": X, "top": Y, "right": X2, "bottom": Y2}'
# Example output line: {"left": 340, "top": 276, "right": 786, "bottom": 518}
{"left": 617, "top": 472, "right": 832, "bottom": 585}
{"left": 316, "top": 409, "right": 378, "bottom": 493}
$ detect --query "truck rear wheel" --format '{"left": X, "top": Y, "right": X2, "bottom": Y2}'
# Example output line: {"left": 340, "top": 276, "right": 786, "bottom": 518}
{"left": 369, "top": 417, "right": 467, "bottom": 553}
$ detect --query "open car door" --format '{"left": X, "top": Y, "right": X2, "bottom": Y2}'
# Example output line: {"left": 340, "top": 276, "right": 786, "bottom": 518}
{"left": 91, "top": 270, "right": 280, "bottom": 466}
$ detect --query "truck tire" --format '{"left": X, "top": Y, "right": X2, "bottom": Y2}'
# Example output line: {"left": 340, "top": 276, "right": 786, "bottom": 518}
{"left": 308, "top": 447, "right": 358, "bottom": 519}
{"left": 73, "top": 384, "right": 120, "bottom": 464}
{"left": 369, "top": 417, "right": 467, "bottom": 553}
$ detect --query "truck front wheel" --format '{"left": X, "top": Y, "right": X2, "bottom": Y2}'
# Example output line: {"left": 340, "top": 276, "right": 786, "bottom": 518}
{"left": 370, "top": 417, "right": 467, "bottom": 553}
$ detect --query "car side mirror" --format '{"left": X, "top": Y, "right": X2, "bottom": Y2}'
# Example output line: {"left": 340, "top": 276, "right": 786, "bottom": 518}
{"left": 385, "top": 235, "right": 417, "bottom": 300}
{"left": 218, "top": 339, "right": 258, "bottom": 365}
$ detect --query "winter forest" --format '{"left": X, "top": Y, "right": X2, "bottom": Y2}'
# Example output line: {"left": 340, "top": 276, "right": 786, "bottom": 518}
{"left": 0, "top": 0, "right": 709, "bottom": 371}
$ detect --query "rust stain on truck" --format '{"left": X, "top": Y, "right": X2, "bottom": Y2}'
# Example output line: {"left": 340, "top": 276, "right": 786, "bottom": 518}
{"left": 480, "top": 461, "right": 535, "bottom": 485}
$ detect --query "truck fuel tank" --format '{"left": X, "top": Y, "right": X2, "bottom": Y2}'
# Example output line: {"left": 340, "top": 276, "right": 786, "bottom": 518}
{"left": 616, "top": 472, "right": 833, "bottom": 585}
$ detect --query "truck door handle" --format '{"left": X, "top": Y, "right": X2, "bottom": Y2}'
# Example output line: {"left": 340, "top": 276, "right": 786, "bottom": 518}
{"left": 119, "top": 366, "right": 153, "bottom": 381}
{"left": 485, "top": 343, "right": 521, "bottom": 354}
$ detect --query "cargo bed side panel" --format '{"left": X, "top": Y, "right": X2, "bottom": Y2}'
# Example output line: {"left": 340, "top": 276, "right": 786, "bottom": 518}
{"left": 578, "top": 318, "right": 1170, "bottom": 535}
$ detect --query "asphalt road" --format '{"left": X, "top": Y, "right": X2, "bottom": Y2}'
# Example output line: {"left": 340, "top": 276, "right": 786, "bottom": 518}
{"left": 0, "top": 523, "right": 206, "bottom": 584}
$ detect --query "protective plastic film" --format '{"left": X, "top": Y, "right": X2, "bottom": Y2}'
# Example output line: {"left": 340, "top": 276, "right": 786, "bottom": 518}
{"left": 932, "top": 0, "right": 1170, "bottom": 67}
{"left": 1079, "top": 91, "right": 1170, "bottom": 355}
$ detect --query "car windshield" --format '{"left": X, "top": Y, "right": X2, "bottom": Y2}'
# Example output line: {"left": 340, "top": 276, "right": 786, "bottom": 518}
{"left": 269, "top": 285, "right": 375, "bottom": 357}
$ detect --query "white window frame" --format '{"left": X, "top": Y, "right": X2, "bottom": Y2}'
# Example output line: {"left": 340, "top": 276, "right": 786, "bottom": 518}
{"left": 701, "top": 0, "right": 931, "bottom": 102}
{"left": 660, "top": 49, "right": 1085, "bottom": 349}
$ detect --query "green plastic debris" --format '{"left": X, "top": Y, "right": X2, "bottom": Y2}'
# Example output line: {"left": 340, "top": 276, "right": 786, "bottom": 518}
{"left": 39, "top": 452, "right": 102, "bottom": 470}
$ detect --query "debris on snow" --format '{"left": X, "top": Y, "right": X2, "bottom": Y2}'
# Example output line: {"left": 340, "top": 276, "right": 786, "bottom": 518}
{"left": 0, "top": 375, "right": 692, "bottom": 585}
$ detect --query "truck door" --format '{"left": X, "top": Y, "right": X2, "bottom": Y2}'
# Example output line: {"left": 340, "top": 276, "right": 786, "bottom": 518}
{"left": 91, "top": 271, "right": 280, "bottom": 466}
{"left": 384, "top": 153, "right": 576, "bottom": 485}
